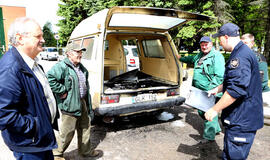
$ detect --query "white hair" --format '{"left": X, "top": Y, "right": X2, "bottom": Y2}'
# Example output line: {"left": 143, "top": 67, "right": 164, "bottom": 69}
{"left": 8, "top": 17, "right": 37, "bottom": 46}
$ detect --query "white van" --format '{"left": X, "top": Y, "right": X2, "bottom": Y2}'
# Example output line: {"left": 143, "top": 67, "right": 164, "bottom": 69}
{"left": 40, "top": 47, "right": 58, "bottom": 61}
{"left": 68, "top": 6, "right": 210, "bottom": 117}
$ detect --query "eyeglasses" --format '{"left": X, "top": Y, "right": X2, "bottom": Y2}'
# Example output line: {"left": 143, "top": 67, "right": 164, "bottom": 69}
{"left": 71, "top": 50, "right": 83, "bottom": 56}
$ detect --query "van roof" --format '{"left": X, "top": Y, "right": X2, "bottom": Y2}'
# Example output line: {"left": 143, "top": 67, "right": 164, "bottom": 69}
{"left": 70, "top": 6, "right": 211, "bottom": 40}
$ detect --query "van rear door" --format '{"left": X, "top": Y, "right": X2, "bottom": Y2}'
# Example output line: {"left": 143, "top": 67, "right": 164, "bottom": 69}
{"left": 105, "top": 6, "right": 211, "bottom": 32}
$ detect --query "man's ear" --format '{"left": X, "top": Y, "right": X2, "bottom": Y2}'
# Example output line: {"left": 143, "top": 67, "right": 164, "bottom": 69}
{"left": 15, "top": 33, "right": 23, "bottom": 45}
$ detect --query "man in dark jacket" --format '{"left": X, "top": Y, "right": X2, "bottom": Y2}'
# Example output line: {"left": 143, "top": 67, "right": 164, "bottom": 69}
{"left": 47, "top": 42, "right": 99, "bottom": 159}
{"left": 0, "top": 17, "right": 57, "bottom": 159}
{"left": 206, "top": 23, "right": 263, "bottom": 159}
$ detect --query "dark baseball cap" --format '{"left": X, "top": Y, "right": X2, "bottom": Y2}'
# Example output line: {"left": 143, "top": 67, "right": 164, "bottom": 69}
{"left": 199, "top": 36, "right": 212, "bottom": 43}
{"left": 66, "top": 43, "right": 86, "bottom": 52}
{"left": 212, "top": 23, "right": 240, "bottom": 38}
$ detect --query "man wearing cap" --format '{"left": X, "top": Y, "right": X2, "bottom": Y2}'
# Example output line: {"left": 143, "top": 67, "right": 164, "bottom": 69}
{"left": 47, "top": 43, "right": 99, "bottom": 159}
{"left": 178, "top": 36, "right": 225, "bottom": 144}
{"left": 205, "top": 23, "right": 263, "bottom": 159}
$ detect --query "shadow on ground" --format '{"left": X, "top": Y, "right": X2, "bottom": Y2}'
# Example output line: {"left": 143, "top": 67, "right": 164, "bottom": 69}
{"left": 62, "top": 105, "right": 224, "bottom": 159}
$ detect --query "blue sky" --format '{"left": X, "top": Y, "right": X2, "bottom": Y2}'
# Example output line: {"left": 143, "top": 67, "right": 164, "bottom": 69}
{"left": 0, "top": 0, "right": 60, "bottom": 32}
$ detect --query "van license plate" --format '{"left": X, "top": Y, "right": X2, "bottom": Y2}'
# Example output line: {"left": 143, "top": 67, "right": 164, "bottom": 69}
{"left": 132, "top": 93, "right": 157, "bottom": 103}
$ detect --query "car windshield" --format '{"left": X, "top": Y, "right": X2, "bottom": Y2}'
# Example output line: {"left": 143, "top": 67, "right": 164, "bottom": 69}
{"left": 47, "top": 48, "right": 58, "bottom": 52}
{"left": 131, "top": 48, "right": 138, "bottom": 57}
{"left": 124, "top": 48, "right": 129, "bottom": 56}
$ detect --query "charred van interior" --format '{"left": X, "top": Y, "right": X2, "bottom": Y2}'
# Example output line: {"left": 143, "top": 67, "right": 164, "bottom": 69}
{"left": 104, "top": 69, "right": 176, "bottom": 90}
{"left": 103, "top": 33, "right": 179, "bottom": 92}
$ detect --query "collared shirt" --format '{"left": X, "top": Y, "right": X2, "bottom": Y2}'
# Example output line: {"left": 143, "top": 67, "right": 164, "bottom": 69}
{"left": 73, "top": 64, "right": 87, "bottom": 98}
{"left": 19, "top": 51, "right": 57, "bottom": 124}
{"left": 180, "top": 47, "right": 225, "bottom": 93}
{"left": 222, "top": 41, "right": 263, "bottom": 131}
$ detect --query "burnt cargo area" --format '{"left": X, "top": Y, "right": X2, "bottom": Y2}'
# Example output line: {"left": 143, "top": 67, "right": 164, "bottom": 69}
{"left": 104, "top": 69, "right": 176, "bottom": 90}
{"left": 103, "top": 33, "right": 180, "bottom": 92}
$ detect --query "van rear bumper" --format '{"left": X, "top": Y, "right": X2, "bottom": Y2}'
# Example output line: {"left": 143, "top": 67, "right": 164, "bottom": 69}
{"left": 95, "top": 96, "right": 185, "bottom": 116}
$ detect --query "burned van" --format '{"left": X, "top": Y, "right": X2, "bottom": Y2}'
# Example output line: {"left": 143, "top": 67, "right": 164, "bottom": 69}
{"left": 68, "top": 6, "right": 210, "bottom": 117}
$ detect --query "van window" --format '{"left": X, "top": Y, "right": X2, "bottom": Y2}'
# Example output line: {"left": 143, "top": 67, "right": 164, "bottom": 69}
{"left": 73, "top": 39, "right": 82, "bottom": 46}
{"left": 82, "top": 37, "right": 95, "bottom": 60}
{"left": 142, "top": 39, "right": 165, "bottom": 58}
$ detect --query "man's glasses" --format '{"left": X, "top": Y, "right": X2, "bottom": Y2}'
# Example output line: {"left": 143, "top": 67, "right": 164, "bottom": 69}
{"left": 71, "top": 50, "right": 83, "bottom": 57}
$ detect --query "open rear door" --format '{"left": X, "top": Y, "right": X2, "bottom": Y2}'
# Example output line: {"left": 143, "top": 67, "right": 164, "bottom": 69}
{"left": 105, "top": 6, "right": 211, "bottom": 32}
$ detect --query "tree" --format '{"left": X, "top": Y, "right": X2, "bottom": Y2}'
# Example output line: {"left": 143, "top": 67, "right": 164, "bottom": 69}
{"left": 173, "top": 0, "right": 220, "bottom": 52}
{"left": 262, "top": 0, "right": 270, "bottom": 61}
{"left": 43, "top": 22, "right": 57, "bottom": 47}
{"left": 57, "top": 0, "right": 90, "bottom": 46}
{"left": 57, "top": 0, "right": 179, "bottom": 46}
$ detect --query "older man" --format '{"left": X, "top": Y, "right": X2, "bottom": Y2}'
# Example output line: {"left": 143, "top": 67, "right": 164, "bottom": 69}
{"left": 47, "top": 43, "right": 99, "bottom": 159}
{"left": 241, "top": 34, "right": 270, "bottom": 107}
{"left": 179, "top": 36, "right": 225, "bottom": 143}
{"left": 206, "top": 23, "right": 264, "bottom": 159}
{"left": 0, "top": 17, "right": 57, "bottom": 159}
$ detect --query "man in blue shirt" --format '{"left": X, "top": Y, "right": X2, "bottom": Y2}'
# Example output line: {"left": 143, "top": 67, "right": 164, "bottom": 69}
{"left": 0, "top": 17, "right": 57, "bottom": 160}
{"left": 205, "top": 23, "right": 264, "bottom": 160}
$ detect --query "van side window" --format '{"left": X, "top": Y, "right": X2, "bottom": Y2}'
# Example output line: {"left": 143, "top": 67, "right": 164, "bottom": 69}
{"left": 142, "top": 39, "right": 165, "bottom": 58}
{"left": 73, "top": 39, "right": 82, "bottom": 46}
{"left": 82, "top": 37, "right": 95, "bottom": 60}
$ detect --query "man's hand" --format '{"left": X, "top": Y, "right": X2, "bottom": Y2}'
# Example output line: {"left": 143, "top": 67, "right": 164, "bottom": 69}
{"left": 204, "top": 108, "right": 218, "bottom": 121}
{"left": 207, "top": 87, "right": 218, "bottom": 97}
{"left": 60, "top": 92, "right": 68, "bottom": 99}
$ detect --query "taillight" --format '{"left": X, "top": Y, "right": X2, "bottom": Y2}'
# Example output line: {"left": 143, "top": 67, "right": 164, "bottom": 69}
{"left": 130, "top": 59, "right": 135, "bottom": 64}
{"left": 101, "top": 95, "right": 120, "bottom": 104}
{"left": 167, "top": 89, "right": 179, "bottom": 96}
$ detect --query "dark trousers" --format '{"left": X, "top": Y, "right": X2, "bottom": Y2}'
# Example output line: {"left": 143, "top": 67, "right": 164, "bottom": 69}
{"left": 222, "top": 126, "right": 256, "bottom": 160}
{"left": 13, "top": 150, "right": 53, "bottom": 160}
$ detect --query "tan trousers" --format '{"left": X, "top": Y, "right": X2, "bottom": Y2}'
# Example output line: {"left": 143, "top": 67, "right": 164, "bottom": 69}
{"left": 53, "top": 99, "right": 92, "bottom": 156}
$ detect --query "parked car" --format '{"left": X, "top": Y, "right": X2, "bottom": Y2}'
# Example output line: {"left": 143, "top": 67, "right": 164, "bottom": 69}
{"left": 67, "top": 6, "right": 210, "bottom": 118}
{"left": 39, "top": 47, "right": 58, "bottom": 61}
{"left": 124, "top": 45, "right": 140, "bottom": 71}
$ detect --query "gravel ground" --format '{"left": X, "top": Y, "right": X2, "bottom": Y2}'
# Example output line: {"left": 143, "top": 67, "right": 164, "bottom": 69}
{"left": 1, "top": 68, "right": 270, "bottom": 160}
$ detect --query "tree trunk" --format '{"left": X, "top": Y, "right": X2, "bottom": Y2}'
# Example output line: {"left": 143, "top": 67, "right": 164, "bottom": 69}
{"left": 264, "top": 1, "right": 270, "bottom": 63}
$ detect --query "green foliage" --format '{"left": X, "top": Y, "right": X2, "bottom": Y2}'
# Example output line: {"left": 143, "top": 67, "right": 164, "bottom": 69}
{"left": 225, "top": 0, "right": 269, "bottom": 59}
{"left": 55, "top": 0, "right": 269, "bottom": 58}
{"left": 42, "top": 22, "right": 56, "bottom": 47}
{"left": 56, "top": 0, "right": 179, "bottom": 46}
{"left": 57, "top": 0, "right": 90, "bottom": 46}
